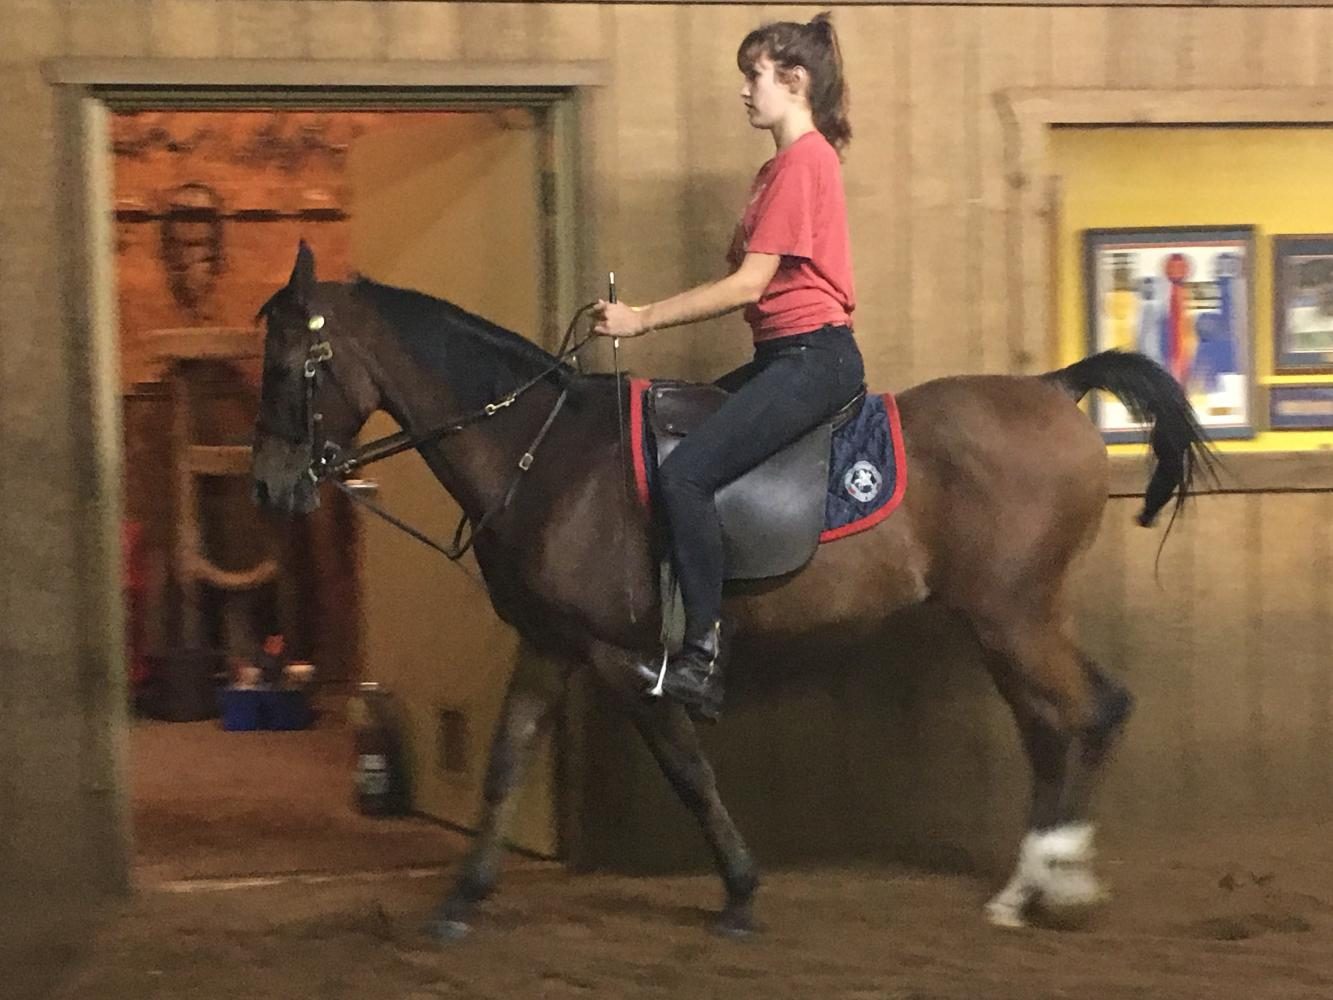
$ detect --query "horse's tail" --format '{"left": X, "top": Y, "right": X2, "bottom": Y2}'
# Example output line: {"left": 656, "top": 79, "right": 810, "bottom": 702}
{"left": 1042, "top": 349, "right": 1218, "bottom": 528}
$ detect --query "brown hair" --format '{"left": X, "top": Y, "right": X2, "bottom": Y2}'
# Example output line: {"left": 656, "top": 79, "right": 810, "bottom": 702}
{"left": 737, "top": 11, "right": 851, "bottom": 155}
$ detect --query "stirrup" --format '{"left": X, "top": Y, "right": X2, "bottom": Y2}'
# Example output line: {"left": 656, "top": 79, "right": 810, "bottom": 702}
{"left": 648, "top": 622, "right": 725, "bottom": 723}
{"left": 647, "top": 619, "right": 721, "bottom": 699}
{"left": 647, "top": 648, "right": 670, "bottom": 698}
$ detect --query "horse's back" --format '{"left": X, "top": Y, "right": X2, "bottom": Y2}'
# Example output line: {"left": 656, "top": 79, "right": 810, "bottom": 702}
{"left": 898, "top": 372, "right": 1106, "bottom": 471}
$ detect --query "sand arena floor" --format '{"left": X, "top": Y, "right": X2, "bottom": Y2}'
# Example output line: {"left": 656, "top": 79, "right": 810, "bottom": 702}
{"left": 22, "top": 710, "right": 1333, "bottom": 1000}
{"left": 38, "top": 822, "right": 1333, "bottom": 1000}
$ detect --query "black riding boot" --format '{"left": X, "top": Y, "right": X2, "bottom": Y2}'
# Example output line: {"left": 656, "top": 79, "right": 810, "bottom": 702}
{"left": 657, "top": 622, "right": 726, "bottom": 724}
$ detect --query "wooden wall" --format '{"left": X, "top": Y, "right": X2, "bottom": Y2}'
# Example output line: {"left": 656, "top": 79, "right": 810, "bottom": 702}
{"left": 4, "top": 3, "right": 1333, "bottom": 927}
{"left": 112, "top": 110, "right": 449, "bottom": 384}
{"left": 1081, "top": 492, "right": 1333, "bottom": 830}
{"left": 582, "top": 4, "right": 1333, "bottom": 389}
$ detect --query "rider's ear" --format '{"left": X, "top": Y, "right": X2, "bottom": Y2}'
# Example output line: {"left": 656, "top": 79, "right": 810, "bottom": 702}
{"left": 288, "top": 240, "right": 317, "bottom": 307}
{"left": 785, "top": 65, "right": 809, "bottom": 97}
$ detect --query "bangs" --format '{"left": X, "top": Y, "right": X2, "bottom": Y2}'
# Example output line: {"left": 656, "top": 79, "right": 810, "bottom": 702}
{"left": 736, "top": 30, "right": 774, "bottom": 73}
{"left": 736, "top": 23, "right": 807, "bottom": 75}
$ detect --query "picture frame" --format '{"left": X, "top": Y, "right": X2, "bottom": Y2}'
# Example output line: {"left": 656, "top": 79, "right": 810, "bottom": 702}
{"left": 1269, "top": 385, "right": 1333, "bottom": 430}
{"left": 1271, "top": 235, "right": 1333, "bottom": 373}
{"left": 1083, "top": 226, "right": 1255, "bottom": 441}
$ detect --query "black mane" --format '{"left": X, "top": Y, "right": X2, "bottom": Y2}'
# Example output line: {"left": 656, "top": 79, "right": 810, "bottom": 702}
{"left": 353, "top": 277, "right": 571, "bottom": 409}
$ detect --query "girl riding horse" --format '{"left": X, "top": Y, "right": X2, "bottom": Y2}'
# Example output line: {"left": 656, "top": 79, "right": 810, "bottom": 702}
{"left": 592, "top": 13, "right": 862, "bottom": 725}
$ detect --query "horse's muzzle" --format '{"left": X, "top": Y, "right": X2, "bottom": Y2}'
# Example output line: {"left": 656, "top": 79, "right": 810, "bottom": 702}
{"left": 251, "top": 434, "right": 321, "bottom": 514}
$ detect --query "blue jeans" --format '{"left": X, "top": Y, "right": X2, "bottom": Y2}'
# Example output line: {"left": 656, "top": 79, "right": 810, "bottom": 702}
{"left": 656, "top": 324, "right": 865, "bottom": 642}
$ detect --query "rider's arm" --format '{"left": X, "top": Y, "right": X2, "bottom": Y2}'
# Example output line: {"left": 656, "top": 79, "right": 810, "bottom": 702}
{"left": 595, "top": 252, "right": 780, "bottom": 338}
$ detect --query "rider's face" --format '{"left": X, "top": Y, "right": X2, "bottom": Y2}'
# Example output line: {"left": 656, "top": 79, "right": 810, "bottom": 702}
{"left": 740, "top": 55, "right": 803, "bottom": 131}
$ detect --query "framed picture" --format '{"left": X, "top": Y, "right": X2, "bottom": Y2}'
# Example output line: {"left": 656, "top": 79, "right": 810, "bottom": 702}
{"left": 1271, "top": 235, "right": 1333, "bottom": 372}
{"left": 1084, "top": 226, "right": 1255, "bottom": 441}
{"left": 1269, "top": 385, "right": 1333, "bottom": 430}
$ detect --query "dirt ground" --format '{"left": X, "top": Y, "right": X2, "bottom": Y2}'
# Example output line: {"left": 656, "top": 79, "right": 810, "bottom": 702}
{"left": 23, "top": 715, "right": 1333, "bottom": 1000}
{"left": 128, "top": 716, "right": 481, "bottom": 883}
{"left": 30, "top": 819, "right": 1333, "bottom": 1000}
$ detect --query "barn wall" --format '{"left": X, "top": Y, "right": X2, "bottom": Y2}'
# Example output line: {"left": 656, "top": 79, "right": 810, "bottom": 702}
{"left": 3, "top": 3, "right": 1333, "bottom": 936}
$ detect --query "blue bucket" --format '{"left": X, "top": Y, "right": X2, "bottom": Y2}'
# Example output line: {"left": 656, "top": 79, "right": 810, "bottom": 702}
{"left": 260, "top": 689, "right": 313, "bottom": 731}
{"left": 219, "top": 688, "right": 263, "bottom": 731}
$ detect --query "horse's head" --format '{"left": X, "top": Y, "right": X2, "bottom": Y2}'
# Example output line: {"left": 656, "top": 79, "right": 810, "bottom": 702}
{"left": 252, "top": 241, "right": 379, "bottom": 514}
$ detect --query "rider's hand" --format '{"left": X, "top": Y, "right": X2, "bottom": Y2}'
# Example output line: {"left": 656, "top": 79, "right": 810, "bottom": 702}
{"left": 591, "top": 300, "right": 649, "bottom": 338}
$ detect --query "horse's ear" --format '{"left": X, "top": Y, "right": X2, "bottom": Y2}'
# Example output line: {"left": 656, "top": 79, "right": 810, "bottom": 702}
{"left": 254, "top": 289, "right": 281, "bottom": 323}
{"left": 288, "top": 240, "right": 317, "bottom": 305}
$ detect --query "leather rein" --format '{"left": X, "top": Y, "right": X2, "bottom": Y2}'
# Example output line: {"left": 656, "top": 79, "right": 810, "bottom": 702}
{"left": 300, "top": 303, "right": 598, "bottom": 561}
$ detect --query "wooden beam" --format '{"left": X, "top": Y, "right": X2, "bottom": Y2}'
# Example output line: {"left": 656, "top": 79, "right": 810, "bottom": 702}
{"left": 1109, "top": 450, "right": 1333, "bottom": 497}
{"left": 43, "top": 57, "right": 605, "bottom": 92}
{"left": 1005, "top": 87, "right": 1333, "bottom": 127}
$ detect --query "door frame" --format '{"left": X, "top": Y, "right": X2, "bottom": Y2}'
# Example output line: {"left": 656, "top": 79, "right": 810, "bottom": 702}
{"left": 47, "top": 56, "right": 606, "bottom": 885}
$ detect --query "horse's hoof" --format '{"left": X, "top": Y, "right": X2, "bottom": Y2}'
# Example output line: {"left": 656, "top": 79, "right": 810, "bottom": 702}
{"left": 1030, "top": 895, "right": 1104, "bottom": 931}
{"left": 426, "top": 917, "right": 472, "bottom": 942}
{"left": 1040, "top": 870, "right": 1109, "bottom": 911}
{"left": 426, "top": 899, "right": 475, "bottom": 943}
{"left": 712, "top": 908, "right": 757, "bottom": 939}
{"left": 984, "top": 899, "right": 1029, "bottom": 930}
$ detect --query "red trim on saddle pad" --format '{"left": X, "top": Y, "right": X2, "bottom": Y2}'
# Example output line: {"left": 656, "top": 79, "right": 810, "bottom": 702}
{"left": 818, "top": 392, "right": 907, "bottom": 542}
{"left": 629, "top": 377, "right": 652, "bottom": 509}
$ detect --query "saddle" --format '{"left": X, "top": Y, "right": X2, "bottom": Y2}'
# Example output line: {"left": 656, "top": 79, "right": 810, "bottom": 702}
{"left": 646, "top": 381, "right": 866, "bottom": 580}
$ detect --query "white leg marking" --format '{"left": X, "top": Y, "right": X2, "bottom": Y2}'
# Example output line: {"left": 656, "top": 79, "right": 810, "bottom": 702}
{"left": 985, "top": 823, "right": 1107, "bottom": 928}
{"left": 985, "top": 830, "right": 1046, "bottom": 928}
{"left": 1032, "top": 822, "right": 1108, "bottom": 909}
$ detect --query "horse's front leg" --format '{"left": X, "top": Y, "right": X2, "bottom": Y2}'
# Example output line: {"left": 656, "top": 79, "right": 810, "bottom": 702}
{"left": 428, "top": 654, "right": 566, "bottom": 941}
{"left": 626, "top": 699, "right": 760, "bottom": 936}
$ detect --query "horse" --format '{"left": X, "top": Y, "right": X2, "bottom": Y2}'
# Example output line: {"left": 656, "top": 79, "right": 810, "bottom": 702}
{"left": 251, "top": 242, "right": 1213, "bottom": 938}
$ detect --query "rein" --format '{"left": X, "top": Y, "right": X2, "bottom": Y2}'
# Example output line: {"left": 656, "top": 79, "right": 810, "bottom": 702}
{"left": 303, "top": 302, "right": 597, "bottom": 561}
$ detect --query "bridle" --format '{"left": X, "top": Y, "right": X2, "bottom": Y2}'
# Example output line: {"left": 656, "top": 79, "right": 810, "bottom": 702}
{"left": 296, "top": 303, "right": 598, "bottom": 561}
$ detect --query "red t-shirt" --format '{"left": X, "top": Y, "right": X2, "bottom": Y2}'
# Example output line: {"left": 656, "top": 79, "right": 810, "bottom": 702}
{"left": 727, "top": 130, "right": 855, "bottom": 342}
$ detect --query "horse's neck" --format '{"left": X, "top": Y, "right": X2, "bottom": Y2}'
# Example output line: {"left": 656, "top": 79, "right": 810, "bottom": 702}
{"left": 426, "top": 390, "right": 562, "bottom": 520}
{"left": 370, "top": 328, "right": 555, "bottom": 521}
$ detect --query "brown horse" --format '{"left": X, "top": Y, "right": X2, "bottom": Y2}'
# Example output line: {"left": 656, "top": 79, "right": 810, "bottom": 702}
{"left": 252, "top": 243, "right": 1212, "bottom": 939}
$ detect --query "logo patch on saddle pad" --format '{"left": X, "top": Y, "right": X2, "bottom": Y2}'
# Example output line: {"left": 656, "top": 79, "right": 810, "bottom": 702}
{"left": 844, "top": 460, "right": 883, "bottom": 503}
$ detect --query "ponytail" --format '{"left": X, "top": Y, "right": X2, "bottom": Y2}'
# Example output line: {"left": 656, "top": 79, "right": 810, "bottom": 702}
{"left": 737, "top": 10, "right": 852, "bottom": 155}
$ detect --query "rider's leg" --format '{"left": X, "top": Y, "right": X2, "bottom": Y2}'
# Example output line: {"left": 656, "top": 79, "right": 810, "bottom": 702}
{"left": 652, "top": 327, "right": 864, "bottom": 720}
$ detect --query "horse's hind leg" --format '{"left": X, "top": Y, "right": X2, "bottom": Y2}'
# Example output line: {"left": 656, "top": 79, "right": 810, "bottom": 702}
{"left": 1077, "top": 656, "right": 1134, "bottom": 778}
{"left": 977, "top": 622, "right": 1133, "bottom": 929}
{"left": 428, "top": 656, "right": 565, "bottom": 940}
{"left": 628, "top": 701, "right": 760, "bottom": 936}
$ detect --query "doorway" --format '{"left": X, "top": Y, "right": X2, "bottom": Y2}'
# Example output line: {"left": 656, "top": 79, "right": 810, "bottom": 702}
{"left": 81, "top": 77, "right": 586, "bottom": 884}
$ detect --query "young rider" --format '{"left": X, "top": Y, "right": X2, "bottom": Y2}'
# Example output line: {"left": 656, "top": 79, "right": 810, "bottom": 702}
{"left": 592, "top": 12, "right": 865, "bottom": 722}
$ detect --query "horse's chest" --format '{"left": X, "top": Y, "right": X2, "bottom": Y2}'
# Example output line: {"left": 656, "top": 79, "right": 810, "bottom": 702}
{"left": 477, "top": 545, "right": 564, "bottom": 626}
